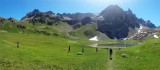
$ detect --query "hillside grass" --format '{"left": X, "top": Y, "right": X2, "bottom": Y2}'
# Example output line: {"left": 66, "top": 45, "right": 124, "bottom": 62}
{"left": 113, "top": 38, "right": 160, "bottom": 70}
{"left": 1, "top": 22, "right": 160, "bottom": 70}
{"left": 69, "top": 24, "right": 98, "bottom": 38}
{"left": 0, "top": 32, "right": 108, "bottom": 70}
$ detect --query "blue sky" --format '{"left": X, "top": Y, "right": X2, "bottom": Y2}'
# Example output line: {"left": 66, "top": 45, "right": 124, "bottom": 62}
{"left": 0, "top": 0, "right": 160, "bottom": 26}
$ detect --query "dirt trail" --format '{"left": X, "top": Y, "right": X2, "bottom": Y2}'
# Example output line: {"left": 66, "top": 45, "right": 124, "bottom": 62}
{"left": 107, "top": 59, "right": 113, "bottom": 70}
{"left": 106, "top": 50, "right": 115, "bottom": 70}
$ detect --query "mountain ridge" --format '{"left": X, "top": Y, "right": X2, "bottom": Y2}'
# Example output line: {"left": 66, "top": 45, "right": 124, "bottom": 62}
{"left": 0, "top": 5, "right": 158, "bottom": 40}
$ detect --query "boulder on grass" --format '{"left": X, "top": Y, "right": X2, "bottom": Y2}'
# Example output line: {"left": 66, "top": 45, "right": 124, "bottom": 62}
{"left": 121, "top": 53, "right": 127, "bottom": 58}
{"left": 77, "top": 52, "right": 83, "bottom": 55}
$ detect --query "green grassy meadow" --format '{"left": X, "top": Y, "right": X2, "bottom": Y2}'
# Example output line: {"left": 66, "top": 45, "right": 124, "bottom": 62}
{"left": 113, "top": 39, "right": 160, "bottom": 70}
{"left": 0, "top": 32, "right": 108, "bottom": 70}
{"left": 1, "top": 23, "right": 160, "bottom": 70}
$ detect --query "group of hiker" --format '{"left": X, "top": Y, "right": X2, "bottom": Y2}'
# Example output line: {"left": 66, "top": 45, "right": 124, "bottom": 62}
{"left": 16, "top": 42, "right": 113, "bottom": 60}
{"left": 68, "top": 46, "right": 113, "bottom": 60}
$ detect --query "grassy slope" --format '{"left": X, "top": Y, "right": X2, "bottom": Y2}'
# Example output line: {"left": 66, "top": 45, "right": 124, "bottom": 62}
{"left": 113, "top": 39, "right": 160, "bottom": 70}
{"left": 33, "top": 22, "right": 73, "bottom": 33}
{"left": 0, "top": 21, "right": 20, "bottom": 32}
{"left": 69, "top": 24, "right": 98, "bottom": 39}
{"left": 0, "top": 32, "right": 108, "bottom": 70}
{"left": 0, "top": 21, "right": 74, "bottom": 38}
{"left": 2, "top": 21, "right": 160, "bottom": 70}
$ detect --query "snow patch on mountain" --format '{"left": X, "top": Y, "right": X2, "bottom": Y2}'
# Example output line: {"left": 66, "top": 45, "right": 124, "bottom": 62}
{"left": 138, "top": 25, "right": 143, "bottom": 33}
{"left": 128, "top": 25, "right": 158, "bottom": 40}
{"left": 154, "top": 34, "right": 159, "bottom": 38}
{"left": 89, "top": 36, "right": 99, "bottom": 41}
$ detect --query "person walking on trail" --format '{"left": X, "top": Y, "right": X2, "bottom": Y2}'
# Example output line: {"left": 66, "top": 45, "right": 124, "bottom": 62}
{"left": 68, "top": 46, "right": 71, "bottom": 53}
{"left": 109, "top": 49, "right": 113, "bottom": 60}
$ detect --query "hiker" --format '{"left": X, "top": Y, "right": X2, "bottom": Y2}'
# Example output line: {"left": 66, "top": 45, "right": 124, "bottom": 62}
{"left": 109, "top": 49, "right": 113, "bottom": 60}
{"left": 68, "top": 46, "right": 70, "bottom": 53}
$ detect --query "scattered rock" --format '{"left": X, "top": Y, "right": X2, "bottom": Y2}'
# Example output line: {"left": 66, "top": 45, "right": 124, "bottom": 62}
{"left": 53, "top": 33, "right": 59, "bottom": 36}
{"left": 0, "top": 17, "right": 6, "bottom": 24}
{"left": 17, "top": 24, "right": 26, "bottom": 29}
{"left": 0, "top": 30, "right": 7, "bottom": 33}
{"left": 121, "top": 53, "right": 127, "bottom": 58}
{"left": 136, "top": 56, "right": 140, "bottom": 59}
{"left": 7, "top": 17, "right": 17, "bottom": 23}
{"left": 77, "top": 52, "right": 83, "bottom": 55}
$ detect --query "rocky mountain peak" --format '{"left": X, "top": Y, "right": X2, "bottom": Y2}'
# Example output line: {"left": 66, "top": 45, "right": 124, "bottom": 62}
{"left": 100, "top": 5, "right": 124, "bottom": 20}
{"left": 139, "top": 18, "right": 156, "bottom": 28}
{"left": 7, "top": 17, "right": 17, "bottom": 22}
{"left": 127, "top": 8, "right": 132, "bottom": 14}
{"left": 33, "top": 9, "right": 40, "bottom": 13}
{"left": 98, "top": 5, "right": 155, "bottom": 39}
{"left": 45, "top": 11, "right": 55, "bottom": 15}
{"left": 21, "top": 9, "right": 42, "bottom": 20}
{"left": 21, "top": 9, "right": 63, "bottom": 25}
{"left": 98, "top": 5, "right": 137, "bottom": 39}
{"left": 20, "top": 5, "right": 157, "bottom": 39}
{"left": 0, "top": 17, "right": 6, "bottom": 24}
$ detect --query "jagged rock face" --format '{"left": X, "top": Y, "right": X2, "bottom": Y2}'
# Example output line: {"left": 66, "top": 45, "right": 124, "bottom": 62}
{"left": 124, "top": 9, "right": 140, "bottom": 29}
{"left": 21, "top": 9, "right": 62, "bottom": 25}
{"left": 57, "top": 13, "right": 94, "bottom": 20}
{"left": 139, "top": 18, "right": 156, "bottom": 28}
{"left": 100, "top": 5, "right": 124, "bottom": 21}
{"left": 45, "top": 11, "right": 55, "bottom": 15}
{"left": 20, "top": 5, "right": 156, "bottom": 39}
{"left": 22, "top": 9, "right": 95, "bottom": 25}
{"left": 130, "top": 27, "right": 157, "bottom": 40}
{"left": 22, "top": 9, "right": 42, "bottom": 20}
{"left": 97, "top": 5, "right": 155, "bottom": 39}
{"left": 22, "top": 9, "right": 56, "bottom": 20}
{"left": 156, "top": 27, "right": 160, "bottom": 31}
{"left": 0, "top": 17, "right": 18, "bottom": 24}
{"left": 81, "top": 17, "right": 92, "bottom": 25}
{"left": 7, "top": 17, "right": 17, "bottom": 23}
{"left": 0, "top": 17, "right": 6, "bottom": 24}
{"left": 57, "top": 13, "right": 95, "bottom": 25}
{"left": 98, "top": 5, "right": 140, "bottom": 39}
